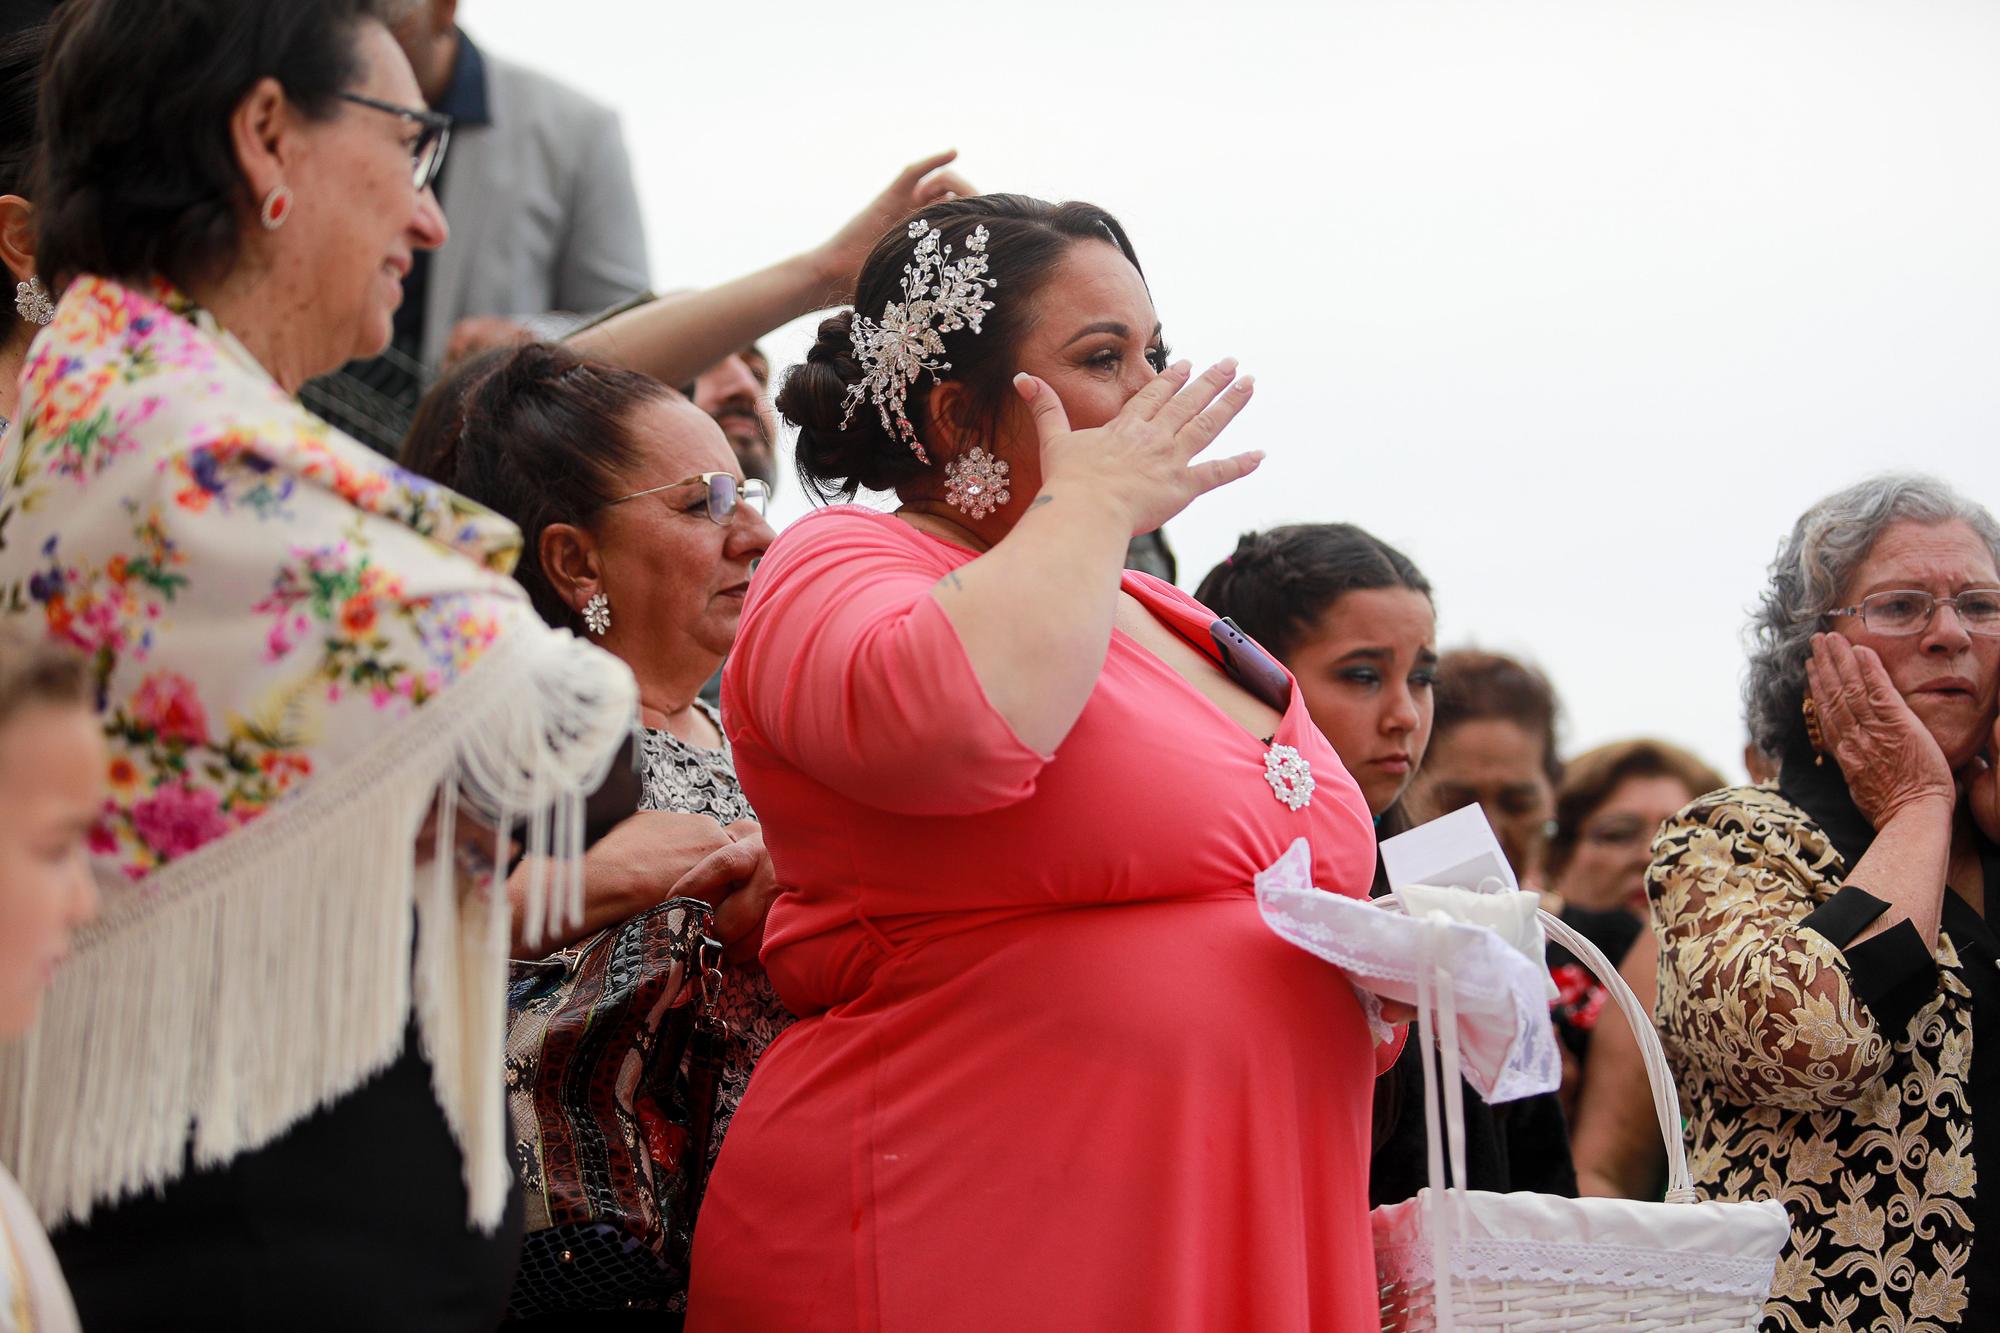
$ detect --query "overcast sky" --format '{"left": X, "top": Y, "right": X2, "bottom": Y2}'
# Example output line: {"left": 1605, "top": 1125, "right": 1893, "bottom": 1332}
{"left": 472, "top": 0, "right": 2000, "bottom": 779}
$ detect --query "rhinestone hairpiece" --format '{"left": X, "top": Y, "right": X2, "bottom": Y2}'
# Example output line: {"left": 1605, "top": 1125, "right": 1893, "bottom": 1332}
{"left": 842, "top": 219, "right": 997, "bottom": 466}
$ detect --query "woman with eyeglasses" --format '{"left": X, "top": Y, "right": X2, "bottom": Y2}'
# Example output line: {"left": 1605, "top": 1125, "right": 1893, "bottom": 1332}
{"left": 2, "top": 3, "right": 648, "bottom": 1329}
{"left": 1650, "top": 474, "right": 2000, "bottom": 1330}
{"left": 1548, "top": 741, "right": 1726, "bottom": 923}
{"left": 403, "top": 340, "right": 789, "bottom": 1319}
{"left": 1540, "top": 739, "right": 1721, "bottom": 1125}
{"left": 405, "top": 341, "right": 781, "bottom": 958}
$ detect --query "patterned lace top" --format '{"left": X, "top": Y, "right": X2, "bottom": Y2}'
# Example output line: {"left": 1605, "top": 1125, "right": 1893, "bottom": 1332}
{"left": 1649, "top": 774, "right": 2000, "bottom": 1332}
{"left": 638, "top": 701, "right": 753, "bottom": 826}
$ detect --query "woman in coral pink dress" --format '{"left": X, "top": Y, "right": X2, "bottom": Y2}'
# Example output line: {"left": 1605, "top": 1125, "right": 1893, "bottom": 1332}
{"left": 689, "top": 195, "right": 1398, "bottom": 1332}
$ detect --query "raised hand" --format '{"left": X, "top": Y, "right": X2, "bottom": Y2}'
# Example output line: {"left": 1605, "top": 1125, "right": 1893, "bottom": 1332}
{"left": 1014, "top": 358, "right": 1262, "bottom": 537}
{"left": 812, "top": 150, "right": 977, "bottom": 305}
{"left": 1806, "top": 632, "right": 1955, "bottom": 829}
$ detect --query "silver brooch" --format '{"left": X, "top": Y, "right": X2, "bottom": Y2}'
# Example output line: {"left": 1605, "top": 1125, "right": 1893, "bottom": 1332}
{"left": 842, "top": 219, "right": 997, "bottom": 466}
{"left": 1264, "top": 745, "right": 1315, "bottom": 811}
{"left": 942, "top": 446, "right": 1010, "bottom": 519}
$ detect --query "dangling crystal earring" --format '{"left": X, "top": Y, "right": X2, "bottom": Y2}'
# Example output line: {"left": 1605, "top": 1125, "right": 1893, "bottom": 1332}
{"left": 943, "top": 446, "right": 1011, "bottom": 520}
{"left": 13, "top": 275, "right": 52, "bottom": 326}
{"left": 582, "top": 592, "right": 610, "bottom": 636}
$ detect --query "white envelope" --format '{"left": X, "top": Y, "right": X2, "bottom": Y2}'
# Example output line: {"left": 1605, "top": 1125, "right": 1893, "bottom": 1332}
{"left": 1379, "top": 802, "right": 1520, "bottom": 895}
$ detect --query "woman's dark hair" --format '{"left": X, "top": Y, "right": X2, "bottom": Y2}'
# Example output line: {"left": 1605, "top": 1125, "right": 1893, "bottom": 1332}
{"left": 0, "top": 18, "right": 46, "bottom": 202}
{"left": 401, "top": 341, "right": 674, "bottom": 633}
{"left": 778, "top": 193, "right": 1144, "bottom": 501}
{"left": 34, "top": 0, "right": 394, "bottom": 290}
{"left": 1431, "top": 649, "right": 1564, "bottom": 786}
{"left": 0, "top": 16, "right": 48, "bottom": 337}
{"left": 1194, "top": 523, "right": 1433, "bottom": 664}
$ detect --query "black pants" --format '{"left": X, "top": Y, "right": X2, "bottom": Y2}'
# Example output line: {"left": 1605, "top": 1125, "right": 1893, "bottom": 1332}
{"left": 53, "top": 1028, "right": 524, "bottom": 1333}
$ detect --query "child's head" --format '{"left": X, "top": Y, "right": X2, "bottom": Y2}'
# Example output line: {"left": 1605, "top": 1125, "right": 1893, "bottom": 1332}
{"left": 0, "top": 631, "right": 101, "bottom": 1036}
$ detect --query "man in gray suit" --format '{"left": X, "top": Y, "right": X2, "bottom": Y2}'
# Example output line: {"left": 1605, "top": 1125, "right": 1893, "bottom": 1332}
{"left": 303, "top": 0, "right": 652, "bottom": 452}
{"left": 396, "top": 0, "right": 651, "bottom": 366}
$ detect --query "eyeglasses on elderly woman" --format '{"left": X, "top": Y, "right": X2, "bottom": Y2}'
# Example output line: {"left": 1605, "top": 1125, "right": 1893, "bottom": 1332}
{"left": 336, "top": 91, "right": 452, "bottom": 192}
{"left": 608, "top": 472, "right": 772, "bottom": 526}
{"left": 1825, "top": 588, "right": 2000, "bottom": 637}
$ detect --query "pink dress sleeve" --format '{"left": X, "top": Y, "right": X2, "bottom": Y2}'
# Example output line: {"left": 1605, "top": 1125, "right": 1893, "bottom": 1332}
{"left": 722, "top": 510, "right": 1053, "bottom": 817}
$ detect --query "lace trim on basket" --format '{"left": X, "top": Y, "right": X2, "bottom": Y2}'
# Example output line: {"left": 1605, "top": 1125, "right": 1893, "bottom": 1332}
{"left": 1375, "top": 1236, "right": 1783, "bottom": 1299}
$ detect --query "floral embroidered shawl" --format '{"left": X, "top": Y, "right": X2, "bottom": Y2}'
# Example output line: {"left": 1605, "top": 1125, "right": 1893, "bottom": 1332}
{"left": 0, "top": 275, "right": 636, "bottom": 1230}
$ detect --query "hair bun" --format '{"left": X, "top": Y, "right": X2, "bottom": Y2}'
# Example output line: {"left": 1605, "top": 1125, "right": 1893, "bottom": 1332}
{"left": 777, "top": 311, "right": 864, "bottom": 434}
{"left": 779, "top": 310, "right": 924, "bottom": 499}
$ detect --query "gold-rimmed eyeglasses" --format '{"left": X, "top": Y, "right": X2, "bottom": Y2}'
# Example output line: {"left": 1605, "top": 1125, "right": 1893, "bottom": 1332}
{"left": 1825, "top": 588, "right": 2000, "bottom": 637}
{"left": 608, "top": 472, "right": 770, "bottom": 526}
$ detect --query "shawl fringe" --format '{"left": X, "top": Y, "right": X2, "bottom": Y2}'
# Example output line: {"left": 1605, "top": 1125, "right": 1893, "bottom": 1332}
{"left": 0, "top": 625, "right": 634, "bottom": 1231}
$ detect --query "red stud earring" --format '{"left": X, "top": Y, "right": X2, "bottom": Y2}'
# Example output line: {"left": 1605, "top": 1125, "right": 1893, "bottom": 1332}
{"left": 259, "top": 185, "right": 293, "bottom": 231}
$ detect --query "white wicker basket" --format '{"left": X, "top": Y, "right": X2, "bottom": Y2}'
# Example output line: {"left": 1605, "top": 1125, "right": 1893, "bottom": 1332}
{"left": 1372, "top": 909, "right": 1790, "bottom": 1332}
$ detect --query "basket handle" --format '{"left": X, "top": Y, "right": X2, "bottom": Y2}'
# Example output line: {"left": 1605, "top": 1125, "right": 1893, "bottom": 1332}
{"left": 1537, "top": 908, "right": 1694, "bottom": 1203}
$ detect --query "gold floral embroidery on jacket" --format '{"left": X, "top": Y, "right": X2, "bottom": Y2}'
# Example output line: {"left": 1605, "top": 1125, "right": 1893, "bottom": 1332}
{"left": 1650, "top": 785, "right": 1972, "bottom": 1332}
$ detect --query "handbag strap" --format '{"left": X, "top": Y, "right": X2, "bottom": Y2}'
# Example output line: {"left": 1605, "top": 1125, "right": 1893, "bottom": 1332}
{"left": 682, "top": 934, "right": 731, "bottom": 1217}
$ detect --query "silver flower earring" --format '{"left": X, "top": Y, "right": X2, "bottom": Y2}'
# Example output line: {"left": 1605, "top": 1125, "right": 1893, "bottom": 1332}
{"left": 943, "top": 447, "right": 1010, "bottom": 520}
{"left": 582, "top": 592, "right": 610, "bottom": 636}
{"left": 14, "top": 275, "right": 52, "bottom": 326}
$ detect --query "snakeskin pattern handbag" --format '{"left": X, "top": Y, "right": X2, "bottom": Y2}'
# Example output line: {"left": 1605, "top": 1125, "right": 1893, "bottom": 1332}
{"left": 500, "top": 896, "right": 729, "bottom": 1321}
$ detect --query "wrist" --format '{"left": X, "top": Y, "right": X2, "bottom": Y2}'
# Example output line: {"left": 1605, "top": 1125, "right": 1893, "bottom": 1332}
{"left": 1874, "top": 789, "right": 1956, "bottom": 830}
{"left": 1023, "top": 482, "right": 1135, "bottom": 540}
{"left": 791, "top": 246, "right": 847, "bottom": 312}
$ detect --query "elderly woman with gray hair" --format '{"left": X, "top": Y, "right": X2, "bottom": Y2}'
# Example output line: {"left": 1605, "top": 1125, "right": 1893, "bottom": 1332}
{"left": 1649, "top": 473, "right": 2000, "bottom": 1332}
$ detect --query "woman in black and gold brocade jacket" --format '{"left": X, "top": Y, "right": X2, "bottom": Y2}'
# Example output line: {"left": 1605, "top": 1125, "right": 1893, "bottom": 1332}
{"left": 1649, "top": 474, "right": 2000, "bottom": 1332}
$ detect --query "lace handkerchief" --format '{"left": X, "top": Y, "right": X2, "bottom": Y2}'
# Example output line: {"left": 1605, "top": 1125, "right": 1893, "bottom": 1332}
{"left": 1255, "top": 838, "right": 1561, "bottom": 1102}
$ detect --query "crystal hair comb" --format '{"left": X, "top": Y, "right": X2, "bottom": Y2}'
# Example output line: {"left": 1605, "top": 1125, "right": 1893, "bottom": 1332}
{"left": 842, "top": 219, "right": 997, "bottom": 465}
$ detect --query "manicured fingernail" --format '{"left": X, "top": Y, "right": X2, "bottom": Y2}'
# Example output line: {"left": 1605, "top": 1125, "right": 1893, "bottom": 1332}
{"left": 1217, "top": 357, "right": 1239, "bottom": 376}
{"left": 1172, "top": 360, "right": 1192, "bottom": 376}
{"left": 1234, "top": 375, "right": 1255, "bottom": 393}
{"left": 1013, "top": 373, "right": 1035, "bottom": 398}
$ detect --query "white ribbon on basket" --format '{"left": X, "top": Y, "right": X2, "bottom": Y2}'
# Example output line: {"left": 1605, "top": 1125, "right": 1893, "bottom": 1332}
{"left": 1413, "top": 913, "right": 1466, "bottom": 1332}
